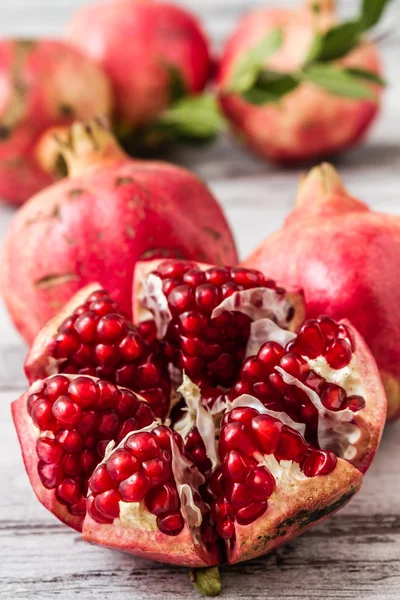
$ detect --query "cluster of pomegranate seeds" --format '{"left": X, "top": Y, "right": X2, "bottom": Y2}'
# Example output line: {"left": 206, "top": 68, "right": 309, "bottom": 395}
{"left": 185, "top": 428, "right": 212, "bottom": 477}
{"left": 87, "top": 426, "right": 186, "bottom": 536}
{"left": 28, "top": 375, "right": 156, "bottom": 517}
{"left": 149, "top": 260, "right": 286, "bottom": 387}
{"left": 206, "top": 406, "right": 337, "bottom": 538}
{"left": 229, "top": 317, "right": 366, "bottom": 444}
{"left": 50, "top": 289, "right": 170, "bottom": 418}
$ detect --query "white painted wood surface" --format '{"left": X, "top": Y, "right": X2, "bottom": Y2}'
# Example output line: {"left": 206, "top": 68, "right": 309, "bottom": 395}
{"left": 0, "top": 1, "right": 400, "bottom": 598}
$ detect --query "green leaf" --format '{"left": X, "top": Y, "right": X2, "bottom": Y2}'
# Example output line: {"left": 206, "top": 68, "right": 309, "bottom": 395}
{"left": 314, "top": 20, "right": 361, "bottom": 62}
{"left": 360, "top": 0, "right": 392, "bottom": 31}
{"left": 345, "top": 67, "right": 386, "bottom": 86}
{"left": 228, "top": 28, "right": 283, "bottom": 93}
{"left": 190, "top": 567, "right": 222, "bottom": 597}
{"left": 243, "top": 71, "right": 299, "bottom": 104}
{"left": 165, "top": 63, "right": 188, "bottom": 104}
{"left": 302, "top": 63, "right": 375, "bottom": 99}
{"left": 155, "top": 93, "right": 225, "bottom": 140}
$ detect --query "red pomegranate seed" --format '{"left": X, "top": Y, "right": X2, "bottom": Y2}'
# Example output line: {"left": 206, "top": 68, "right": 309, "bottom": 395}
{"left": 217, "top": 518, "right": 235, "bottom": 539}
{"left": 81, "top": 449, "right": 98, "bottom": 473}
{"left": 275, "top": 426, "right": 308, "bottom": 463}
{"left": 43, "top": 375, "right": 70, "bottom": 401}
{"left": 230, "top": 482, "right": 250, "bottom": 509}
{"left": 95, "top": 344, "right": 120, "bottom": 368}
{"left": 97, "top": 314, "right": 126, "bottom": 343}
{"left": 98, "top": 410, "right": 120, "bottom": 436}
{"left": 208, "top": 468, "right": 225, "bottom": 498}
{"left": 125, "top": 432, "right": 160, "bottom": 461}
{"left": 296, "top": 321, "right": 326, "bottom": 358}
{"left": 205, "top": 267, "right": 230, "bottom": 286}
{"left": 223, "top": 407, "right": 259, "bottom": 428}
{"left": 343, "top": 395, "right": 366, "bottom": 412}
{"left": 89, "top": 297, "right": 119, "bottom": 317}
{"left": 56, "top": 429, "right": 84, "bottom": 453}
{"left": 210, "top": 500, "right": 235, "bottom": 521}
{"left": 236, "top": 501, "right": 267, "bottom": 526}
{"left": 56, "top": 478, "right": 81, "bottom": 505}
{"left": 119, "top": 471, "right": 150, "bottom": 502}
{"left": 94, "top": 489, "right": 121, "bottom": 519}
{"left": 219, "top": 422, "right": 256, "bottom": 458}
{"left": 97, "top": 380, "right": 120, "bottom": 409}
{"left": 106, "top": 450, "right": 140, "bottom": 482}
{"left": 87, "top": 495, "right": 113, "bottom": 524}
{"left": 52, "top": 396, "right": 82, "bottom": 427}
{"left": 318, "top": 316, "right": 339, "bottom": 340}
{"left": 31, "top": 398, "right": 56, "bottom": 430}
{"left": 36, "top": 437, "right": 63, "bottom": 464}
{"left": 53, "top": 332, "right": 80, "bottom": 358}
{"left": 116, "top": 390, "right": 139, "bottom": 416}
{"left": 231, "top": 267, "right": 264, "bottom": 287}
{"left": 38, "top": 461, "right": 63, "bottom": 489}
{"left": 118, "top": 332, "right": 144, "bottom": 361}
{"left": 183, "top": 269, "right": 206, "bottom": 287}
{"left": 168, "top": 285, "right": 194, "bottom": 312}
{"left": 145, "top": 483, "right": 180, "bottom": 516}
{"left": 142, "top": 457, "right": 171, "bottom": 487}
{"left": 157, "top": 512, "right": 185, "bottom": 536}
{"left": 321, "top": 384, "right": 346, "bottom": 411}
{"left": 195, "top": 284, "right": 220, "bottom": 312}
{"left": 302, "top": 450, "right": 337, "bottom": 477}
{"left": 325, "top": 338, "right": 353, "bottom": 369}
{"left": 257, "top": 342, "right": 285, "bottom": 372}
{"left": 90, "top": 464, "right": 116, "bottom": 493}
{"left": 152, "top": 426, "right": 173, "bottom": 450}
{"left": 62, "top": 453, "right": 83, "bottom": 476}
{"left": 68, "top": 377, "right": 98, "bottom": 408}
{"left": 69, "top": 497, "right": 87, "bottom": 516}
{"left": 179, "top": 311, "right": 208, "bottom": 335}
{"left": 74, "top": 311, "right": 99, "bottom": 343}
{"left": 280, "top": 353, "right": 310, "bottom": 381}
{"left": 251, "top": 414, "right": 283, "bottom": 455}
{"left": 246, "top": 466, "right": 275, "bottom": 500}
{"left": 224, "top": 450, "right": 256, "bottom": 482}
{"left": 241, "top": 357, "right": 263, "bottom": 382}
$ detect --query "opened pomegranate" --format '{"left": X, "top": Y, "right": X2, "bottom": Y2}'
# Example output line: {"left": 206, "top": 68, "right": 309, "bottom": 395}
{"left": 218, "top": 0, "right": 382, "bottom": 162}
{"left": 25, "top": 285, "right": 171, "bottom": 419}
{"left": 243, "top": 163, "right": 400, "bottom": 420}
{"left": 0, "top": 40, "right": 112, "bottom": 205}
{"left": 66, "top": 0, "right": 211, "bottom": 130}
{"left": 0, "top": 118, "right": 237, "bottom": 343}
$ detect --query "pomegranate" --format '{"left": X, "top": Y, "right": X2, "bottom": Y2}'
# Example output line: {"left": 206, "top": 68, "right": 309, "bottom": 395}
{"left": 0, "top": 39, "right": 113, "bottom": 205}
{"left": 243, "top": 162, "right": 400, "bottom": 420}
{"left": 25, "top": 285, "right": 171, "bottom": 419}
{"left": 0, "top": 118, "right": 237, "bottom": 344}
{"left": 218, "top": 0, "right": 382, "bottom": 163}
{"left": 66, "top": 0, "right": 211, "bottom": 130}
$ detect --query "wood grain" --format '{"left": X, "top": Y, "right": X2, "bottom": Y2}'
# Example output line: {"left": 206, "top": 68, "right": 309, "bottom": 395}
{"left": 0, "top": 1, "right": 400, "bottom": 598}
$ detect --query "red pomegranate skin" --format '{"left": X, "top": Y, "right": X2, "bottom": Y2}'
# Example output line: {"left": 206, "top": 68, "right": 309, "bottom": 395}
{"left": 0, "top": 40, "right": 113, "bottom": 205}
{"left": 66, "top": 0, "right": 211, "bottom": 128}
{"left": 218, "top": 1, "right": 382, "bottom": 163}
{"left": 243, "top": 163, "right": 400, "bottom": 420}
{"left": 0, "top": 120, "right": 238, "bottom": 344}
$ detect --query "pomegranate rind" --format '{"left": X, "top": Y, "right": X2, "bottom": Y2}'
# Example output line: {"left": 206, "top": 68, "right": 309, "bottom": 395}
{"left": 82, "top": 513, "right": 220, "bottom": 567}
{"left": 12, "top": 391, "right": 84, "bottom": 532}
{"left": 228, "top": 457, "right": 362, "bottom": 564}
{"left": 24, "top": 283, "right": 101, "bottom": 383}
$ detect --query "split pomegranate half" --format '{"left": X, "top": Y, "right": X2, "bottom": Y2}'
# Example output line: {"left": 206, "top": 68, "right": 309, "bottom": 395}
{"left": 13, "top": 259, "right": 386, "bottom": 567}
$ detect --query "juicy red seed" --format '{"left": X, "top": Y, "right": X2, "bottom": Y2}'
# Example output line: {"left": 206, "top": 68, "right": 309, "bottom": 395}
{"left": 195, "top": 284, "right": 220, "bottom": 312}
{"left": 145, "top": 483, "right": 180, "bottom": 516}
{"left": 90, "top": 464, "right": 115, "bottom": 493}
{"left": 56, "top": 429, "right": 84, "bottom": 453}
{"left": 116, "top": 417, "right": 139, "bottom": 442}
{"left": 236, "top": 501, "right": 267, "bottom": 526}
{"left": 162, "top": 279, "right": 177, "bottom": 296}
{"left": 125, "top": 432, "right": 160, "bottom": 461}
{"left": 157, "top": 512, "right": 184, "bottom": 536}
{"left": 229, "top": 380, "right": 253, "bottom": 399}
{"left": 53, "top": 332, "right": 80, "bottom": 358}
{"left": 38, "top": 461, "right": 63, "bottom": 489}
{"left": 36, "top": 437, "right": 63, "bottom": 464}
{"left": 224, "top": 407, "right": 259, "bottom": 428}
{"left": 69, "top": 497, "right": 86, "bottom": 516}
{"left": 208, "top": 468, "right": 225, "bottom": 498}
{"left": 257, "top": 342, "right": 285, "bottom": 371}
{"left": 241, "top": 357, "right": 263, "bottom": 381}
{"left": 97, "top": 380, "right": 119, "bottom": 408}
{"left": 136, "top": 362, "right": 161, "bottom": 387}
{"left": 185, "top": 429, "right": 203, "bottom": 450}
{"left": 97, "top": 314, "right": 126, "bottom": 343}
{"left": 180, "top": 353, "right": 204, "bottom": 376}
{"left": 183, "top": 269, "right": 206, "bottom": 287}
{"left": 118, "top": 332, "right": 144, "bottom": 361}
{"left": 280, "top": 354, "right": 310, "bottom": 381}
{"left": 52, "top": 397, "right": 82, "bottom": 427}
{"left": 43, "top": 376, "right": 70, "bottom": 401}
{"left": 217, "top": 518, "right": 235, "bottom": 539}
{"left": 89, "top": 298, "right": 119, "bottom": 316}
{"left": 219, "top": 422, "right": 256, "bottom": 458}
{"left": 168, "top": 285, "right": 194, "bottom": 312}
{"left": 117, "top": 390, "right": 139, "bottom": 416}
{"left": 296, "top": 321, "right": 326, "bottom": 358}
{"left": 88, "top": 290, "right": 109, "bottom": 302}
{"left": 224, "top": 450, "right": 255, "bottom": 482}
{"left": 142, "top": 457, "right": 171, "bottom": 487}
{"left": 230, "top": 482, "right": 250, "bottom": 508}
{"left": 344, "top": 395, "right": 366, "bottom": 412}
{"left": 181, "top": 336, "right": 205, "bottom": 357}
{"left": 81, "top": 449, "right": 98, "bottom": 472}
{"left": 321, "top": 383, "right": 346, "bottom": 411}
{"left": 87, "top": 495, "right": 113, "bottom": 524}
{"left": 106, "top": 450, "right": 140, "bottom": 482}
{"left": 318, "top": 316, "right": 339, "bottom": 340}
{"left": 230, "top": 267, "right": 264, "bottom": 287}
{"left": 156, "top": 260, "right": 191, "bottom": 279}
{"left": 275, "top": 427, "right": 308, "bottom": 463}
{"left": 62, "top": 454, "right": 83, "bottom": 476}
{"left": 251, "top": 414, "right": 283, "bottom": 455}
{"left": 246, "top": 466, "right": 275, "bottom": 500}
{"left": 94, "top": 489, "right": 121, "bottom": 519}
{"left": 95, "top": 344, "right": 120, "bottom": 367}
{"left": 211, "top": 500, "right": 235, "bottom": 521}
{"left": 31, "top": 399, "right": 56, "bottom": 430}
{"left": 221, "top": 281, "right": 242, "bottom": 298}
{"left": 325, "top": 338, "right": 353, "bottom": 369}
{"left": 74, "top": 311, "right": 99, "bottom": 343}
{"left": 137, "top": 320, "right": 157, "bottom": 344}
{"left": 134, "top": 401, "right": 157, "bottom": 426}
{"left": 98, "top": 410, "right": 120, "bottom": 436}
{"left": 179, "top": 311, "right": 207, "bottom": 335}
{"left": 205, "top": 267, "right": 230, "bottom": 286}
{"left": 56, "top": 478, "right": 81, "bottom": 505}
{"left": 302, "top": 450, "right": 337, "bottom": 477}
{"left": 119, "top": 471, "right": 150, "bottom": 502}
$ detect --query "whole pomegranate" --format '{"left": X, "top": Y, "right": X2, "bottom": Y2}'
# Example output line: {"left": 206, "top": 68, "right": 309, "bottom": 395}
{"left": 13, "top": 259, "right": 386, "bottom": 567}
{"left": 218, "top": 0, "right": 382, "bottom": 163}
{"left": 66, "top": 0, "right": 211, "bottom": 130}
{"left": 243, "top": 163, "right": 400, "bottom": 420}
{"left": 0, "top": 119, "right": 237, "bottom": 344}
{"left": 0, "top": 39, "right": 113, "bottom": 205}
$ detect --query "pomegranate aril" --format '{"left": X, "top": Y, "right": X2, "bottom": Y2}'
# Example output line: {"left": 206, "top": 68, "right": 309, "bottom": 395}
{"left": 280, "top": 354, "right": 310, "bottom": 381}
{"left": 230, "top": 482, "right": 250, "bottom": 509}
{"left": 230, "top": 267, "right": 264, "bottom": 287}
{"left": 134, "top": 401, "right": 157, "bottom": 426}
{"left": 302, "top": 450, "right": 337, "bottom": 477}
{"left": 95, "top": 344, "right": 120, "bottom": 368}
{"left": 94, "top": 489, "right": 121, "bottom": 519}
{"left": 211, "top": 500, "right": 235, "bottom": 521}
{"left": 31, "top": 398, "right": 56, "bottom": 431}
{"left": 217, "top": 518, "right": 235, "bottom": 539}
{"left": 62, "top": 453, "right": 83, "bottom": 476}
{"left": 205, "top": 267, "right": 230, "bottom": 286}
{"left": 321, "top": 383, "right": 346, "bottom": 411}
{"left": 98, "top": 410, "right": 120, "bottom": 436}
{"left": 168, "top": 285, "right": 194, "bottom": 312}
{"left": 87, "top": 495, "right": 113, "bottom": 524}
{"left": 275, "top": 426, "right": 308, "bottom": 463}
{"left": 318, "top": 316, "right": 339, "bottom": 341}
{"left": 241, "top": 357, "right": 263, "bottom": 381}
{"left": 43, "top": 375, "right": 70, "bottom": 401}
{"left": 97, "top": 314, "right": 126, "bottom": 343}
{"left": 257, "top": 342, "right": 284, "bottom": 372}
{"left": 52, "top": 396, "right": 82, "bottom": 427}
{"left": 145, "top": 483, "right": 180, "bottom": 516}
{"left": 153, "top": 426, "right": 173, "bottom": 450}
{"left": 81, "top": 449, "right": 98, "bottom": 473}
{"left": 119, "top": 471, "right": 150, "bottom": 502}
{"left": 74, "top": 311, "right": 99, "bottom": 342}
{"left": 56, "top": 478, "right": 81, "bottom": 505}
{"left": 183, "top": 268, "right": 206, "bottom": 287}
{"left": 246, "top": 466, "right": 275, "bottom": 500}
{"left": 118, "top": 332, "right": 144, "bottom": 361}
{"left": 157, "top": 512, "right": 184, "bottom": 536}
{"left": 38, "top": 461, "right": 63, "bottom": 489}
{"left": 251, "top": 414, "right": 283, "bottom": 454}
{"left": 325, "top": 338, "right": 353, "bottom": 369}
{"left": 195, "top": 284, "right": 220, "bottom": 312}
{"left": 53, "top": 332, "right": 80, "bottom": 358}
{"left": 116, "top": 390, "right": 139, "bottom": 416}
{"left": 236, "top": 501, "right": 267, "bottom": 526}
{"left": 56, "top": 429, "right": 84, "bottom": 453}
{"left": 142, "top": 457, "right": 171, "bottom": 487}
{"left": 125, "top": 432, "right": 160, "bottom": 461}
{"left": 97, "top": 380, "right": 120, "bottom": 409}
{"left": 224, "top": 450, "right": 255, "bottom": 482}
{"left": 208, "top": 468, "right": 225, "bottom": 498}
{"left": 106, "top": 450, "right": 140, "bottom": 482}
{"left": 89, "top": 297, "right": 118, "bottom": 317}
{"left": 157, "top": 260, "right": 191, "bottom": 279}
{"left": 90, "top": 464, "right": 116, "bottom": 494}
{"left": 181, "top": 336, "right": 205, "bottom": 357}
{"left": 344, "top": 395, "right": 366, "bottom": 412}
{"left": 179, "top": 311, "right": 207, "bottom": 335}
{"left": 221, "top": 281, "right": 242, "bottom": 298}
{"left": 219, "top": 422, "right": 256, "bottom": 458}
{"left": 296, "top": 321, "right": 326, "bottom": 358}
{"left": 36, "top": 437, "right": 63, "bottom": 464}
{"left": 69, "top": 497, "right": 86, "bottom": 516}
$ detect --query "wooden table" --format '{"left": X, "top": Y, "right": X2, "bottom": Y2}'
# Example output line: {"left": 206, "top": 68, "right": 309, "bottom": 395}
{"left": 1, "top": 1, "right": 400, "bottom": 598}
